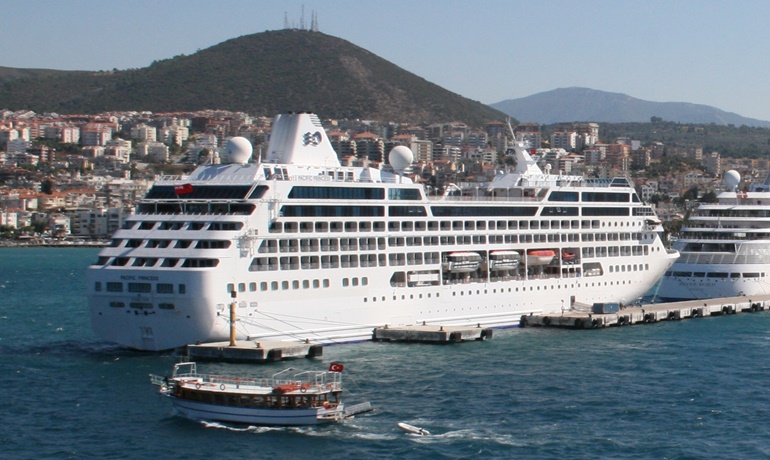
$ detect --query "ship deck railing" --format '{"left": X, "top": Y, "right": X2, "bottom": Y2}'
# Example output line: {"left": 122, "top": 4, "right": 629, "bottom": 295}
{"left": 678, "top": 233, "right": 770, "bottom": 241}
{"left": 166, "top": 371, "right": 341, "bottom": 391}
{"left": 675, "top": 253, "right": 770, "bottom": 264}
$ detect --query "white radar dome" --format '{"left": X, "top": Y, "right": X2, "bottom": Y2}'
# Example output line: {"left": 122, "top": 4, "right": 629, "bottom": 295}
{"left": 723, "top": 170, "right": 741, "bottom": 191}
{"left": 389, "top": 145, "right": 414, "bottom": 173}
{"left": 226, "top": 137, "right": 253, "bottom": 164}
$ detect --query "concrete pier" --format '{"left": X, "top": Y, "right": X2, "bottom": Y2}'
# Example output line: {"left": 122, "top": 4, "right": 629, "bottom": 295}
{"left": 186, "top": 340, "right": 323, "bottom": 363}
{"left": 372, "top": 324, "right": 493, "bottom": 343}
{"left": 520, "top": 295, "right": 770, "bottom": 329}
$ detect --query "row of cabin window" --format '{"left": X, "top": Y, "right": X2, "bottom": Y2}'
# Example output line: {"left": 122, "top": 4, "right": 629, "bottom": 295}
{"left": 364, "top": 269, "right": 651, "bottom": 304}
{"left": 582, "top": 246, "right": 649, "bottom": 257}
{"left": 608, "top": 264, "right": 651, "bottom": 273}
{"left": 112, "top": 239, "right": 232, "bottom": 249}
{"left": 105, "top": 301, "right": 176, "bottom": 309}
{"left": 135, "top": 203, "right": 255, "bottom": 215}
{"left": 96, "top": 282, "right": 186, "bottom": 294}
{"left": 258, "top": 232, "right": 643, "bottom": 254}
{"left": 229, "top": 278, "right": 332, "bottom": 293}
{"left": 667, "top": 271, "right": 765, "bottom": 278}
{"left": 250, "top": 253, "right": 440, "bottom": 271}
{"left": 101, "top": 257, "right": 219, "bottom": 268}
{"left": 122, "top": 221, "right": 243, "bottom": 231}
{"left": 268, "top": 219, "right": 632, "bottom": 233}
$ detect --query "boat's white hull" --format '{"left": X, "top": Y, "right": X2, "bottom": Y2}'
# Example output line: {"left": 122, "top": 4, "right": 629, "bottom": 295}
{"left": 167, "top": 395, "right": 335, "bottom": 426}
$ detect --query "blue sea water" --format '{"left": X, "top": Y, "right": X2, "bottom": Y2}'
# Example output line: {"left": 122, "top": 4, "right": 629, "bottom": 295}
{"left": 2, "top": 248, "right": 770, "bottom": 459}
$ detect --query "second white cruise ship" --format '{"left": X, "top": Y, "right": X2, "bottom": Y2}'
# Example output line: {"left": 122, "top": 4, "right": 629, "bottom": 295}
{"left": 87, "top": 112, "right": 679, "bottom": 350}
{"left": 656, "top": 170, "right": 770, "bottom": 301}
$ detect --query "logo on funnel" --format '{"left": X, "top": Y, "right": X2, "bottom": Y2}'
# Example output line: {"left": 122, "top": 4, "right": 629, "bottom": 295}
{"left": 302, "top": 131, "right": 323, "bottom": 146}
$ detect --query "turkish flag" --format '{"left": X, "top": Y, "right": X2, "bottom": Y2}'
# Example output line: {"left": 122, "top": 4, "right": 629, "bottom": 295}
{"left": 174, "top": 183, "right": 194, "bottom": 195}
{"left": 328, "top": 362, "right": 344, "bottom": 372}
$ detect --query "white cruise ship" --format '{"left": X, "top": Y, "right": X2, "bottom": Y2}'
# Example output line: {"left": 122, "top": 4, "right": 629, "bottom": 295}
{"left": 656, "top": 170, "right": 770, "bottom": 301}
{"left": 87, "top": 112, "right": 678, "bottom": 350}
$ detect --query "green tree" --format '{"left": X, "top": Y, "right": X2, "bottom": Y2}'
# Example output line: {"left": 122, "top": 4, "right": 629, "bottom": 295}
{"left": 682, "top": 186, "right": 699, "bottom": 201}
{"left": 699, "top": 190, "right": 718, "bottom": 202}
{"left": 41, "top": 179, "right": 54, "bottom": 194}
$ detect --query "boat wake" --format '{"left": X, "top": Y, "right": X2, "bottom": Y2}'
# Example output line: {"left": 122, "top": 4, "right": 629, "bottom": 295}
{"left": 201, "top": 421, "right": 286, "bottom": 434}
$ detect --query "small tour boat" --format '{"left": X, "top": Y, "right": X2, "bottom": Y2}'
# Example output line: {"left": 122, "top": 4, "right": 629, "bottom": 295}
{"left": 444, "top": 252, "right": 482, "bottom": 273}
{"left": 150, "top": 362, "right": 372, "bottom": 426}
{"left": 489, "top": 250, "right": 521, "bottom": 271}
{"left": 526, "top": 249, "right": 556, "bottom": 266}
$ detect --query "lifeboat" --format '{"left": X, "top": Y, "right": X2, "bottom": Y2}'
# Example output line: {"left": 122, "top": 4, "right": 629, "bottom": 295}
{"left": 526, "top": 249, "right": 555, "bottom": 266}
{"left": 561, "top": 251, "right": 576, "bottom": 262}
{"left": 444, "top": 252, "right": 482, "bottom": 273}
{"left": 272, "top": 383, "right": 300, "bottom": 394}
{"left": 489, "top": 250, "right": 521, "bottom": 271}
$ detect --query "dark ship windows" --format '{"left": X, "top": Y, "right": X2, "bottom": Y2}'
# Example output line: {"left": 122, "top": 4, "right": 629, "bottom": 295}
{"left": 106, "top": 282, "right": 123, "bottom": 292}
{"left": 180, "top": 258, "right": 219, "bottom": 268}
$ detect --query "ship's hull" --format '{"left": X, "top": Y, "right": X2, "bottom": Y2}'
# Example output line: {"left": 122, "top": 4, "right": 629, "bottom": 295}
{"left": 89, "top": 250, "right": 677, "bottom": 350}
{"left": 656, "top": 261, "right": 770, "bottom": 301}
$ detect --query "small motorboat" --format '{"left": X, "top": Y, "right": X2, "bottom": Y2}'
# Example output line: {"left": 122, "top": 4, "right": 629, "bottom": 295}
{"left": 150, "top": 362, "right": 372, "bottom": 426}
{"left": 398, "top": 422, "right": 430, "bottom": 436}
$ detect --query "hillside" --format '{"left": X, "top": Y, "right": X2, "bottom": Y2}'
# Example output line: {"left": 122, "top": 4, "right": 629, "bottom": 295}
{"left": 0, "top": 30, "right": 505, "bottom": 126}
{"left": 582, "top": 121, "right": 770, "bottom": 158}
{"left": 492, "top": 87, "right": 770, "bottom": 128}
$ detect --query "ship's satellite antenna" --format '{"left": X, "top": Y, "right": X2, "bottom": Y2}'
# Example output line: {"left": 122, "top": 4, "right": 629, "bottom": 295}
{"left": 389, "top": 145, "right": 414, "bottom": 179}
{"left": 723, "top": 170, "right": 741, "bottom": 192}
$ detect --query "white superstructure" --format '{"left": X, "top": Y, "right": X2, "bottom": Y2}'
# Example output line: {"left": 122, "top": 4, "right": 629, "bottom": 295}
{"left": 656, "top": 170, "right": 770, "bottom": 301}
{"left": 87, "top": 112, "right": 678, "bottom": 350}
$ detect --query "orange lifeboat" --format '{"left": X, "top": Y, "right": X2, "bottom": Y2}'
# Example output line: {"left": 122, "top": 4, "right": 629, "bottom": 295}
{"left": 526, "top": 249, "right": 555, "bottom": 266}
{"left": 272, "top": 383, "right": 300, "bottom": 394}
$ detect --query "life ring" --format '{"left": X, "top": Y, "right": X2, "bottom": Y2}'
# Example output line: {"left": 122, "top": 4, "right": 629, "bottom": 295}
{"left": 300, "top": 386, "right": 307, "bottom": 393}
{"left": 220, "top": 383, "right": 226, "bottom": 390}
{"left": 195, "top": 383, "right": 201, "bottom": 390}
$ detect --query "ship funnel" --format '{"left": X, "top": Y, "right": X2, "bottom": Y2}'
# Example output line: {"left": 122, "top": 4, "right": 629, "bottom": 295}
{"left": 265, "top": 113, "right": 341, "bottom": 167}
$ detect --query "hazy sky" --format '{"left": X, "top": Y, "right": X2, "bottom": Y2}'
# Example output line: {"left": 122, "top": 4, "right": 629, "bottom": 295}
{"left": 4, "top": 0, "right": 770, "bottom": 120}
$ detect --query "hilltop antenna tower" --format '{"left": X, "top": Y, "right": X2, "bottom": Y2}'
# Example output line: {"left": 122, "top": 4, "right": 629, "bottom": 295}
{"left": 311, "top": 11, "right": 319, "bottom": 31}
{"left": 284, "top": 12, "right": 289, "bottom": 29}
{"left": 300, "top": 5, "right": 305, "bottom": 30}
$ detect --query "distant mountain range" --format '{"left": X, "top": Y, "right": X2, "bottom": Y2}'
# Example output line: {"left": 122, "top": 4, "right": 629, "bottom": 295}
{"left": 1, "top": 31, "right": 767, "bottom": 129}
{"left": 491, "top": 87, "right": 770, "bottom": 128}
{"left": 0, "top": 30, "right": 504, "bottom": 126}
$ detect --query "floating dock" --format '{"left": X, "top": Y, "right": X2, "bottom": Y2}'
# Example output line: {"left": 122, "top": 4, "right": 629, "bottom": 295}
{"left": 520, "top": 295, "right": 770, "bottom": 329}
{"left": 372, "top": 323, "right": 493, "bottom": 343}
{"left": 186, "top": 340, "right": 323, "bottom": 363}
